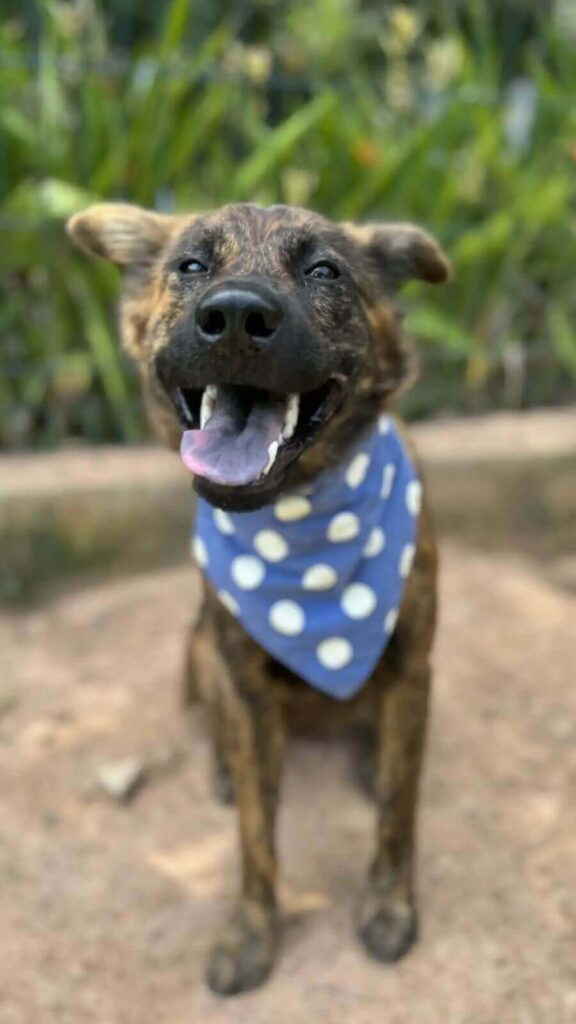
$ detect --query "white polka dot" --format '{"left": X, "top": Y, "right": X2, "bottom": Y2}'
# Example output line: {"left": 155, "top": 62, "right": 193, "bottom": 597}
{"left": 192, "top": 535, "right": 208, "bottom": 568}
{"left": 269, "top": 599, "right": 305, "bottom": 636}
{"left": 381, "top": 463, "right": 396, "bottom": 499}
{"left": 341, "top": 582, "right": 377, "bottom": 620}
{"left": 302, "top": 563, "right": 338, "bottom": 590}
{"left": 231, "top": 555, "right": 265, "bottom": 590}
{"left": 406, "top": 480, "right": 422, "bottom": 516}
{"left": 378, "top": 414, "right": 391, "bottom": 434}
{"left": 317, "top": 637, "right": 353, "bottom": 670}
{"left": 384, "top": 608, "right": 399, "bottom": 635}
{"left": 274, "top": 496, "right": 312, "bottom": 522}
{"left": 345, "top": 452, "right": 370, "bottom": 489}
{"left": 327, "top": 511, "right": 360, "bottom": 543}
{"left": 363, "top": 526, "right": 385, "bottom": 558}
{"left": 219, "top": 590, "right": 239, "bottom": 616}
{"left": 399, "top": 543, "right": 416, "bottom": 578}
{"left": 214, "top": 508, "right": 235, "bottom": 535}
{"left": 253, "top": 529, "right": 288, "bottom": 562}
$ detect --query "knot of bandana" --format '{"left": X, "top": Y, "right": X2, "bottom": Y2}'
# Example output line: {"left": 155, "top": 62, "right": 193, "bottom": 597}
{"left": 192, "top": 415, "right": 421, "bottom": 700}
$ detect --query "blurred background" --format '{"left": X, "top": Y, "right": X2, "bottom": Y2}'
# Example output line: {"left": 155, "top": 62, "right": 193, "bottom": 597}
{"left": 2, "top": 0, "right": 576, "bottom": 450}
{"left": 2, "top": 5, "right": 576, "bottom": 1022}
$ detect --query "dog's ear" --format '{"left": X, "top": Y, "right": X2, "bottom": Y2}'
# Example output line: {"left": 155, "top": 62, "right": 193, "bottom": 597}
{"left": 66, "top": 203, "right": 179, "bottom": 267}
{"left": 67, "top": 204, "right": 183, "bottom": 361}
{"left": 345, "top": 222, "right": 450, "bottom": 289}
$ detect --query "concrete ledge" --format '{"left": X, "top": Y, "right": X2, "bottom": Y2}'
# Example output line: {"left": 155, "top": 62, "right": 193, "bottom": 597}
{"left": 1, "top": 448, "right": 192, "bottom": 604}
{"left": 2, "top": 446, "right": 186, "bottom": 499}
{"left": 413, "top": 410, "right": 576, "bottom": 563}
{"left": 1, "top": 411, "right": 575, "bottom": 605}
{"left": 413, "top": 409, "right": 576, "bottom": 462}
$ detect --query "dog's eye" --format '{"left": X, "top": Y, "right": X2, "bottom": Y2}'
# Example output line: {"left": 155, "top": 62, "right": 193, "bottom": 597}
{"left": 305, "top": 261, "right": 340, "bottom": 281}
{"left": 178, "top": 258, "right": 208, "bottom": 275}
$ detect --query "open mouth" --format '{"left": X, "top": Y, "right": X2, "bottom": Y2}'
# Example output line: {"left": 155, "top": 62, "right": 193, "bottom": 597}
{"left": 171, "top": 377, "right": 346, "bottom": 492}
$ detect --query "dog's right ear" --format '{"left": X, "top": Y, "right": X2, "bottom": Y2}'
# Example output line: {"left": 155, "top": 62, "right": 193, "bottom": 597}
{"left": 66, "top": 203, "right": 179, "bottom": 267}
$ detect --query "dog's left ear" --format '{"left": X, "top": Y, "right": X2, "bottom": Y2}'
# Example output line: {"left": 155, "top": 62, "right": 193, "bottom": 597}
{"left": 345, "top": 222, "right": 451, "bottom": 289}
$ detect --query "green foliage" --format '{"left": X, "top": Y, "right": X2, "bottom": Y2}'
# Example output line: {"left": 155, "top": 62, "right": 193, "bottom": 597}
{"left": 1, "top": 0, "right": 575, "bottom": 447}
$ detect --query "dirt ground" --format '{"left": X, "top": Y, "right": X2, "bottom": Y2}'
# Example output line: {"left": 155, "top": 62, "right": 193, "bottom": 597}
{"left": 1, "top": 543, "right": 575, "bottom": 1024}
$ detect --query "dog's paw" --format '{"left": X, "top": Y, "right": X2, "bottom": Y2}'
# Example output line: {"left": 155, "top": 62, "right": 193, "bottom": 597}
{"left": 207, "top": 903, "right": 277, "bottom": 996}
{"left": 358, "top": 893, "right": 417, "bottom": 963}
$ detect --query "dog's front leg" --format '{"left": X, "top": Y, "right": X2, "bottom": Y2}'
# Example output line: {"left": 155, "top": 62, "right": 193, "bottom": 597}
{"left": 358, "top": 659, "right": 430, "bottom": 963}
{"left": 207, "top": 675, "right": 285, "bottom": 996}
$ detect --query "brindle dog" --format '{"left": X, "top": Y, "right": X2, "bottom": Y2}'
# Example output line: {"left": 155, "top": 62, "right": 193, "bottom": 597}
{"left": 67, "top": 202, "right": 449, "bottom": 995}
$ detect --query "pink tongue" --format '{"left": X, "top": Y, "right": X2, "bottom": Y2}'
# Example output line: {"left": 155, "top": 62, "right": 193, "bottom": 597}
{"left": 180, "top": 388, "right": 286, "bottom": 486}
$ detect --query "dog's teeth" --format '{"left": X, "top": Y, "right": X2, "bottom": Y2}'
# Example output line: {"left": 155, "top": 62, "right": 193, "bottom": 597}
{"left": 200, "top": 402, "right": 211, "bottom": 429}
{"left": 262, "top": 440, "right": 279, "bottom": 477}
{"left": 282, "top": 393, "right": 300, "bottom": 440}
{"left": 200, "top": 385, "right": 217, "bottom": 429}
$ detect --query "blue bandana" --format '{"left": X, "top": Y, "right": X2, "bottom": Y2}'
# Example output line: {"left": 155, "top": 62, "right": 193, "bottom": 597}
{"left": 192, "top": 415, "right": 421, "bottom": 701}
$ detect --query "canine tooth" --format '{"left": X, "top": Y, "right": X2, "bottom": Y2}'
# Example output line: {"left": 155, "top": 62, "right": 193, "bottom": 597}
{"left": 200, "top": 385, "right": 217, "bottom": 428}
{"left": 262, "top": 440, "right": 279, "bottom": 476}
{"left": 175, "top": 388, "right": 193, "bottom": 425}
{"left": 282, "top": 393, "right": 300, "bottom": 440}
{"left": 199, "top": 400, "right": 211, "bottom": 429}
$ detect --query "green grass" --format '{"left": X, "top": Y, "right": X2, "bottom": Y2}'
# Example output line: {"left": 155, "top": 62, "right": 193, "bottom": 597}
{"left": 1, "top": 0, "right": 575, "bottom": 447}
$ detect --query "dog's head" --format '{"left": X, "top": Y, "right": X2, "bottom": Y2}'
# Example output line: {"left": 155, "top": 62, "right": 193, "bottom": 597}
{"left": 67, "top": 202, "right": 449, "bottom": 510}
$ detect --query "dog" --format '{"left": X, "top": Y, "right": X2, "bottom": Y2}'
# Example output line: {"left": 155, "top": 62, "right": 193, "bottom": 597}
{"left": 67, "top": 201, "right": 449, "bottom": 995}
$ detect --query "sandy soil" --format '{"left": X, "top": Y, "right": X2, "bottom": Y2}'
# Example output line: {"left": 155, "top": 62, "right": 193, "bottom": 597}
{"left": 1, "top": 544, "right": 575, "bottom": 1024}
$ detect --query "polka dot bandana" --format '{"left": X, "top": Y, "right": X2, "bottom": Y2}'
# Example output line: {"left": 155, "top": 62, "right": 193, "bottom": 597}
{"left": 192, "top": 415, "right": 421, "bottom": 700}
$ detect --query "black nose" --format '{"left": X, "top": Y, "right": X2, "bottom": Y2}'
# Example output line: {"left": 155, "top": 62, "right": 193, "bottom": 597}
{"left": 195, "top": 283, "right": 284, "bottom": 349}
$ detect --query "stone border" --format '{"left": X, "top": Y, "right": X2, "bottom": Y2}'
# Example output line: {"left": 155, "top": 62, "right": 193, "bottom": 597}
{"left": 1, "top": 411, "right": 574, "bottom": 605}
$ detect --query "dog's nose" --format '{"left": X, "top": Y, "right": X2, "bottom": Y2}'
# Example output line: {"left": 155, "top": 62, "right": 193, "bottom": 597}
{"left": 195, "top": 284, "right": 284, "bottom": 349}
